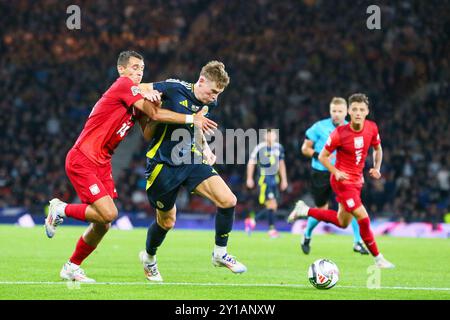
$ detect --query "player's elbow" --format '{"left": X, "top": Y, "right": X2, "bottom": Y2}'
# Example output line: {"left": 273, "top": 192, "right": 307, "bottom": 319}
{"left": 300, "top": 145, "right": 308, "bottom": 156}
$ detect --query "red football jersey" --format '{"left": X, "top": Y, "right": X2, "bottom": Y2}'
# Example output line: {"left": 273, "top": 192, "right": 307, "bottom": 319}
{"left": 74, "top": 76, "right": 143, "bottom": 166}
{"left": 324, "top": 120, "right": 381, "bottom": 185}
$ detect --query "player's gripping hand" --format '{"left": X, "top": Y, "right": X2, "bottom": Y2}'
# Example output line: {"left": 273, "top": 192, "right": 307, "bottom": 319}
{"left": 334, "top": 169, "right": 349, "bottom": 181}
{"left": 193, "top": 112, "right": 217, "bottom": 135}
{"left": 144, "top": 90, "right": 162, "bottom": 103}
{"left": 369, "top": 168, "right": 381, "bottom": 179}
{"left": 246, "top": 178, "right": 255, "bottom": 189}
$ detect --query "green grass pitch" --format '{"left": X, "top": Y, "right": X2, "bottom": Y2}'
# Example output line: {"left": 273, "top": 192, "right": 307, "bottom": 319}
{"left": 0, "top": 224, "right": 449, "bottom": 300}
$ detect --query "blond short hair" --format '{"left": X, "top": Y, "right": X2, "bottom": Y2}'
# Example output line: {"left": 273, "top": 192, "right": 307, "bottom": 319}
{"left": 330, "top": 97, "right": 347, "bottom": 106}
{"left": 200, "top": 61, "right": 230, "bottom": 89}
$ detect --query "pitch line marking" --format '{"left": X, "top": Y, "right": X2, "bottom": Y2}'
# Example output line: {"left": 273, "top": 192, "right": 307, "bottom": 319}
{"left": 0, "top": 281, "right": 449, "bottom": 292}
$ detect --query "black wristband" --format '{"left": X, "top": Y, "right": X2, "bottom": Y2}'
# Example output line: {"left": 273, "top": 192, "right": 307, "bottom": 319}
{"left": 312, "top": 151, "right": 319, "bottom": 160}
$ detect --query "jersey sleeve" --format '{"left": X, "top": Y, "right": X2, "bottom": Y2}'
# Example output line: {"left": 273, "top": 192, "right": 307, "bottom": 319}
{"left": 117, "top": 77, "right": 144, "bottom": 108}
{"left": 153, "top": 81, "right": 185, "bottom": 112}
{"left": 371, "top": 123, "right": 381, "bottom": 147}
{"left": 153, "top": 81, "right": 178, "bottom": 94}
{"left": 305, "top": 123, "right": 318, "bottom": 141}
{"left": 324, "top": 128, "right": 341, "bottom": 153}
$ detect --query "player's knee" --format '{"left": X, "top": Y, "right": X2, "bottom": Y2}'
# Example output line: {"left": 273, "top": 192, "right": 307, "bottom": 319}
{"left": 159, "top": 217, "right": 176, "bottom": 230}
{"left": 217, "top": 193, "right": 237, "bottom": 208}
{"left": 100, "top": 207, "right": 118, "bottom": 224}
{"left": 340, "top": 220, "right": 350, "bottom": 228}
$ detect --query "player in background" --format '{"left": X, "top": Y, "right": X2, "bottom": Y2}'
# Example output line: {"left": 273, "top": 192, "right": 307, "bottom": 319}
{"left": 44, "top": 51, "right": 217, "bottom": 282}
{"left": 288, "top": 93, "right": 394, "bottom": 268}
{"left": 246, "top": 129, "right": 288, "bottom": 238}
{"left": 137, "top": 61, "right": 246, "bottom": 282}
{"left": 296, "top": 97, "right": 369, "bottom": 255}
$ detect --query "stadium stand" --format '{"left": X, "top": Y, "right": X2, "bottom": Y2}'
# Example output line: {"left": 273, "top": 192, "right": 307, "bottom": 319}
{"left": 0, "top": 0, "right": 448, "bottom": 223}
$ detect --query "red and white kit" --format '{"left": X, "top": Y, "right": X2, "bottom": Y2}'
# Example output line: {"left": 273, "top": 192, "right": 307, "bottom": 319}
{"left": 324, "top": 120, "right": 380, "bottom": 212}
{"left": 66, "top": 76, "right": 143, "bottom": 204}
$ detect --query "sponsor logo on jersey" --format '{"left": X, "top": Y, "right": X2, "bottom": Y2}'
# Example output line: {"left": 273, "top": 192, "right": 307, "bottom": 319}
{"left": 355, "top": 149, "right": 363, "bottom": 165}
{"left": 156, "top": 201, "right": 164, "bottom": 209}
{"left": 179, "top": 100, "right": 188, "bottom": 108}
{"left": 131, "top": 86, "right": 141, "bottom": 96}
{"left": 89, "top": 184, "right": 100, "bottom": 196}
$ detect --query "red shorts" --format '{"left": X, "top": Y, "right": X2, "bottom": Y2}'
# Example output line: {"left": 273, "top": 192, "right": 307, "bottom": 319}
{"left": 65, "top": 147, "right": 118, "bottom": 204}
{"left": 330, "top": 175, "right": 363, "bottom": 212}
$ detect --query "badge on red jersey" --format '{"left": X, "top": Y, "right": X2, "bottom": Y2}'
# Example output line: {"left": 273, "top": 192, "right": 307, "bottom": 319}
{"left": 131, "top": 86, "right": 141, "bottom": 96}
{"left": 354, "top": 136, "right": 364, "bottom": 149}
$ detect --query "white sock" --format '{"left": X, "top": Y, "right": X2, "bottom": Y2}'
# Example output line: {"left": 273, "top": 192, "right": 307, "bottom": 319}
{"left": 214, "top": 245, "right": 227, "bottom": 257}
{"left": 374, "top": 253, "right": 383, "bottom": 260}
{"left": 146, "top": 253, "right": 156, "bottom": 265}
{"left": 59, "top": 203, "right": 68, "bottom": 217}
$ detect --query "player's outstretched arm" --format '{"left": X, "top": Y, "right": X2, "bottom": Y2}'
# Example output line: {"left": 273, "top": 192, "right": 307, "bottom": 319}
{"left": 133, "top": 98, "right": 217, "bottom": 132}
{"left": 369, "top": 144, "right": 383, "bottom": 179}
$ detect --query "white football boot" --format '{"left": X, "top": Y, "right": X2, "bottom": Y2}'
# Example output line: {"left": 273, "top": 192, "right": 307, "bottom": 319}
{"left": 374, "top": 254, "right": 395, "bottom": 269}
{"left": 60, "top": 262, "right": 96, "bottom": 283}
{"left": 212, "top": 253, "right": 247, "bottom": 274}
{"left": 139, "top": 251, "right": 163, "bottom": 282}
{"left": 287, "top": 200, "right": 310, "bottom": 223}
{"left": 45, "top": 198, "right": 67, "bottom": 238}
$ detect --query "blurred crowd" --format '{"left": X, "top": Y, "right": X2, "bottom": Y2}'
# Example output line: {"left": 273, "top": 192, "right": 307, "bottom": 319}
{"left": 0, "top": 0, "right": 448, "bottom": 223}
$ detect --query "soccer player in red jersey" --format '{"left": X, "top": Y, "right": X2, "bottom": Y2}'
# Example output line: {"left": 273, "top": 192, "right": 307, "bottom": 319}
{"left": 45, "top": 51, "right": 217, "bottom": 282}
{"left": 288, "top": 93, "right": 394, "bottom": 268}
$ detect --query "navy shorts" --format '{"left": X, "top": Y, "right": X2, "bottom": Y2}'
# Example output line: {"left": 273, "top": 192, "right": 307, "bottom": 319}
{"left": 258, "top": 182, "right": 280, "bottom": 205}
{"left": 146, "top": 162, "right": 218, "bottom": 211}
{"left": 311, "top": 169, "right": 332, "bottom": 207}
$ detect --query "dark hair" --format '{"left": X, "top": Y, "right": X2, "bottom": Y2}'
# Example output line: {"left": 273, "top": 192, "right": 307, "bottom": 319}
{"left": 348, "top": 93, "right": 369, "bottom": 106}
{"left": 117, "top": 51, "right": 143, "bottom": 67}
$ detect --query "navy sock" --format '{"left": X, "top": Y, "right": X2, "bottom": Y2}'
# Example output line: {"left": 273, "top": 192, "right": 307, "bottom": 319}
{"left": 255, "top": 208, "right": 268, "bottom": 221}
{"left": 146, "top": 221, "right": 169, "bottom": 256}
{"left": 267, "top": 209, "right": 275, "bottom": 228}
{"left": 215, "top": 207, "right": 235, "bottom": 246}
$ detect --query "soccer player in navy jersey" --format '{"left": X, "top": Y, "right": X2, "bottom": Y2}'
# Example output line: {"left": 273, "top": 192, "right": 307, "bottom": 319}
{"left": 246, "top": 129, "right": 288, "bottom": 238}
{"left": 137, "top": 61, "right": 246, "bottom": 281}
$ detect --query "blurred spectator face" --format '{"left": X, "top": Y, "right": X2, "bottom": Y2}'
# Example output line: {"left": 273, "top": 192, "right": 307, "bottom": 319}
{"left": 195, "top": 76, "right": 224, "bottom": 104}
{"left": 117, "top": 56, "right": 144, "bottom": 84}
{"left": 329, "top": 101, "right": 347, "bottom": 126}
{"left": 348, "top": 102, "right": 369, "bottom": 126}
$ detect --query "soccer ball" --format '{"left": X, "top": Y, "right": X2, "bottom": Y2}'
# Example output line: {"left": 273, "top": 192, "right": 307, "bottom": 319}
{"left": 308, "top": 259, "right": 339, "bottom": 289}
